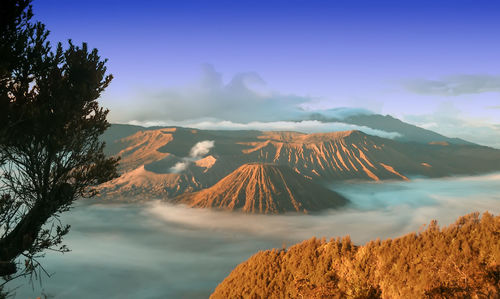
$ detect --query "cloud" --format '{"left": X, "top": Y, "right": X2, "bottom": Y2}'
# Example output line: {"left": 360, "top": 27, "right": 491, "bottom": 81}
{"left": 148, "top": 173, "right": 500, "bottom": 241}
{"left": 169, "top": 140, "right": 215, "bottom": 173}
{"left": 189, "top": 140, "right": 215, "bottom": 158}
{"left": 170, "top": 161, "right": 188, "bottom": 173}
{"left": 306, "top": 107, "right": 374, "bottom": 121}
{"left": 129, "top": 119, "right": 402, "bottom": 139}
{"left": 10, "top": 173, "right": 500, "bottom": 298}
{"left": 121, "top": 64, "right": 311, "bottom": 123}
{"left": 117, "top": 65, "right": 387, "bottom": 137}
{"left": 403, "top": 74, "right": 500, "bottom": 96}
{"left": 487, "top": 105, "right": 500, "bottom": 109}
{"left": 404, "top": 102, "right": 500, "bottom": 148}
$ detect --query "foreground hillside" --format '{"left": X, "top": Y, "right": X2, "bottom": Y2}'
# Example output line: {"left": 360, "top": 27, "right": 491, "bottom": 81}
{"left": 174, "top": 163, "right": 347, "bottom": 213}
{"left": 211, "top": 212, "right": 500, "bottom": 298}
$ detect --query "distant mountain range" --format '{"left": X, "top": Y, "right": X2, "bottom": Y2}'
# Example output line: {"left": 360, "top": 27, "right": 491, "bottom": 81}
{"left": 97, "top": 114, "right": 500, "bottom": 213}
{"left": 307, "top": 112, "right": 473, "bottom": 145}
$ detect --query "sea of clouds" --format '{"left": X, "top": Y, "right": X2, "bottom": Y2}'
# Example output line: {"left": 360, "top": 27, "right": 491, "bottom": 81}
{"left": 7, "top": 173, "right": 500, "bottom": 298}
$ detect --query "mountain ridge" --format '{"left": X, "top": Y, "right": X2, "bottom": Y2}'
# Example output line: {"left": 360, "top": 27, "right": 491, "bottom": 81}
{"left": 307, "top": 112, "right": 474, "bottom": 145}
{"left": 96, "top": 122, "right": 500, "bottom": 209}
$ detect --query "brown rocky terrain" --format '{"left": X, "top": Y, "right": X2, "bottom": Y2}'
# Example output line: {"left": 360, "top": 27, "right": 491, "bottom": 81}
{"left": 107, "top": 128, "right": 176, "bottom": 171}
{"left": 173, "top": 163, "right": 348, "bottom": 214}
{"left": 96, "top": 124, "right": 500, "bottom": 206}
{"left": 240, "top": 130, "right": 410, "bottom": 180}
{"left": 96, "top": 165, "right": 201, "bottom": 201}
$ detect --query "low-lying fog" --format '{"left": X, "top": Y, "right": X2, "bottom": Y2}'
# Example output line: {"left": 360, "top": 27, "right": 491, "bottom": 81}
{"left": 7, "top": 173, "right": 500, "bottom": 298}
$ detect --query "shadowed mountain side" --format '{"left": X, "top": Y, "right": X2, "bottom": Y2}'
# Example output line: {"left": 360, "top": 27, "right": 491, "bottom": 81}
{"left": 211, "top": 212, "right": 500, "bottom": 298}
{"left": 343, "top": 114, "right": 473, "bottom": 144}
{"left": 173, "top": 163, "right": 348, "bottom": 214}
{"left": 157, "top": 128, "right": 262, "bottom": 157}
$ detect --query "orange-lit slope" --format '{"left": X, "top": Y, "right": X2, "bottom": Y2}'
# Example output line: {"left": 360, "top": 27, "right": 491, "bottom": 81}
{"left": 97, "top": 165, "right": 201, "bottom": 200}
{"left": 240, "top": 130, "right": 409, "bottom": 181}
{"left": 211, "top": 213, "right": 500, "bottom": 298}
{"left": 99, "top": 126, "right": 500, "bottom": 201}
{"left": 174, "top": 163, "right": 348, "bottom": 214}
{"left": 112, "top": 128, "right": 176, "bottom": 171}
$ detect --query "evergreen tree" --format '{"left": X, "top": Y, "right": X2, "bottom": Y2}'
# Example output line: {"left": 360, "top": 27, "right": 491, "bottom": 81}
{"left": 0, "top": 0, "right": 119, "bottom": 289}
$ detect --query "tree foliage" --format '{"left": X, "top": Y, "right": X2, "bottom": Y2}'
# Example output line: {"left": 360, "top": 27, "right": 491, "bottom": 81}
{"left": 0, "top": 0, "right": 119, "bottom": 288}
{"left": 212, "top": 212, "right": 500, "bottom": 298}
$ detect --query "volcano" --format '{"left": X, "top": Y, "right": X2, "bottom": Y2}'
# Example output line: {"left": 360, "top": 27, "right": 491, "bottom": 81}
{"left": 97, "top": 124, "right": 500, "bottom": 203}
{"left": 173, "top": 163, "right": 348, "bottom": 214}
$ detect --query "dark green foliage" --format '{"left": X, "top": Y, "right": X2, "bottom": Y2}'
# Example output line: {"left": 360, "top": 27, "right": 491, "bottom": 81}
{"left": 212, "top": 212, "right": 500, "bottom": 298}
{"left": 0, "top": 0, "right": 119, "bottom": 290}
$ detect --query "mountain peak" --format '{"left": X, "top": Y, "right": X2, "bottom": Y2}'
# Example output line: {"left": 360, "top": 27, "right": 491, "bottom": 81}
{"left": 173, "top": 163, "right": 348, "bottom": 214}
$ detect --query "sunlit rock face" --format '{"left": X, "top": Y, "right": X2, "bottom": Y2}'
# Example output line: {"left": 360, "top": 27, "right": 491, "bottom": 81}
{"left": 96, "top": 165, "right": 202, "bottom": 201}
{"left": 173, "top": 163, "right": 348, "bottom": 214}
{"left": 239, "top": 130, "right": 409, "bottom": 181}
{"left": 97, "top": 124, "right": 500, "bottom": 203}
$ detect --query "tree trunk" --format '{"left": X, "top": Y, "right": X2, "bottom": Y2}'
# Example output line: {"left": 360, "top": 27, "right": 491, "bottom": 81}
{"left": 0, "top": 183, "right": 73, "bottom": 276}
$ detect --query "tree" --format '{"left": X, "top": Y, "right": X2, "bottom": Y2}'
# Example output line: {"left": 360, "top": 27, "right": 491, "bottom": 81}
{"left": 0, "top": 0, "right": 119, "bottom": 288}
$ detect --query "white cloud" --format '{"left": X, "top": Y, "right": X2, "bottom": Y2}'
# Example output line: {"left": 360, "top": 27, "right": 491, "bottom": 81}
{"left": 403, "top": 74, "right": 500, "bottom": 96}
{"left": 189, "top": 140, "right": 215, "bottom": 158}
{"left": 404, "top": 102, "right": 500, "bottom": 148}
{"left": 11, "top": 173, "right": 500, "bottom": 298}
{"left": 306, "top": 107, "right": 374, "bottom": 121}
{"left": 170, "top": 162, "right": 188, "bottom": 173}
{"left": 169, "top": 140, "right": 215, "bottom": 173}
{"left": 146, "top": 172, "right": 500, "bottom": 243}
{"left": 111, "top": 66, "right": 499, "bottom": 147}
{"left": 129, "top": 119, "right": 402, "bottom": 139}
{"left": 118, "top": 64, "right": 310, "bottom": 123}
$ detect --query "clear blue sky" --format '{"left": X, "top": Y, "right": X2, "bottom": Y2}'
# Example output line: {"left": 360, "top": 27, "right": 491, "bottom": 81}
{"left": 33, "top": 0, "right": 500, "bottom": 146}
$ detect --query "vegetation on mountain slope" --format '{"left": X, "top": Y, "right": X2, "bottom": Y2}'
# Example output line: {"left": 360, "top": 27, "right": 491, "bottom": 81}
{"left": 211, "top": 212, "right": 500, "bottom": 298}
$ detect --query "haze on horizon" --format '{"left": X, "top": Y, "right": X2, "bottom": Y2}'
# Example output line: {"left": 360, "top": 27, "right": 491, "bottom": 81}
{"left": 33, "top": 0, "right": 500, "bottom": 148}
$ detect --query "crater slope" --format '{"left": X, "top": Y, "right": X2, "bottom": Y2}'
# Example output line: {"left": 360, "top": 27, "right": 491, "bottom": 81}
{"left": 97, "top": 125, "right": 500, "bottom": 202}
{"left": 174, "top": 163, "right": 348, "bottom": 214}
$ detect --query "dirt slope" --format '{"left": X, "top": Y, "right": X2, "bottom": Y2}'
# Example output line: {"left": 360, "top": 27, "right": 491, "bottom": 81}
{"left": 174, "top": 163, "right": 348, "bottom": 214}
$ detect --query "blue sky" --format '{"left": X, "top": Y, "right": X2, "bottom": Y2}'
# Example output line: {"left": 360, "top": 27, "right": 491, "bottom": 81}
{"left": 33, "top": 0, "right": 500, "bottom": 146}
